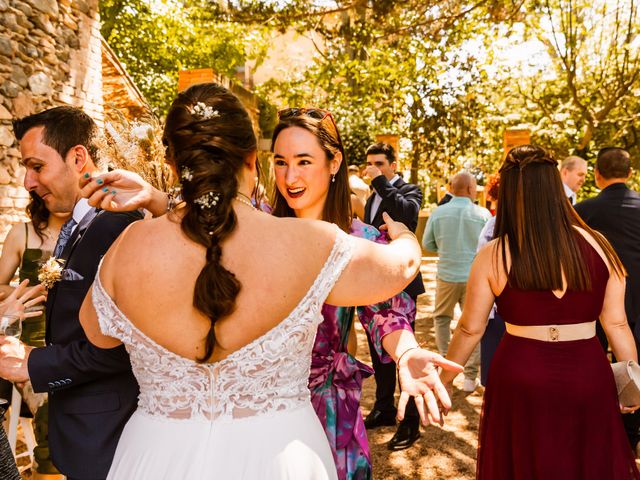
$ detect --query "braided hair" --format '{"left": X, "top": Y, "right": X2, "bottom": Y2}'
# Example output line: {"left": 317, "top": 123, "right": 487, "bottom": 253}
{"left": 26, "top": 192, "right": 50, "bottom": 243}
{"left": 163, "top": 83, "right": 257, "bottom": 362}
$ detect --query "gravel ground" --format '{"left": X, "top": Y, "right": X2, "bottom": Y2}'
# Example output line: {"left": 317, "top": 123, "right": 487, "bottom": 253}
{"left": 358, "top": 258, "right": 482, "bottom": 480}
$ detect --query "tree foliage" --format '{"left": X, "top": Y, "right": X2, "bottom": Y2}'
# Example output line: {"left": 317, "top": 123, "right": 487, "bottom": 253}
{"left": 101, "top": 0, "right": 640, "bottom": 196}
{"left": 100, "top": 0, "right": 269, "bottom": 115}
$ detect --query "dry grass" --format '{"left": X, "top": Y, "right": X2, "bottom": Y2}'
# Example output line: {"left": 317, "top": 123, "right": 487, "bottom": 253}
{"left": 357, "top": 258, "right": 483, "bottom": 480}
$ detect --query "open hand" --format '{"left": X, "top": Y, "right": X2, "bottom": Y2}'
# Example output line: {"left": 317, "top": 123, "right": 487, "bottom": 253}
{"left": 0, "top": 280, "right": 45, "bottom": 320}
{"left": 397, "top": 348, "right": 463, "bottom": 426}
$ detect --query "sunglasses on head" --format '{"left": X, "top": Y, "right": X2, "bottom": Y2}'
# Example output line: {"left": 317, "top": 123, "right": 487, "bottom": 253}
{"left": 277, "top": 108, "right": 343, "bottom": 145}
{"left": 277, "top": 107, "right": 332, "bottom": 121}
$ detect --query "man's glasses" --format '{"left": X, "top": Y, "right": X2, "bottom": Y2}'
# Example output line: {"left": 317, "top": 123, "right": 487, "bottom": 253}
{"left": 277, "top": 107, "right": 343, "bottom": 146}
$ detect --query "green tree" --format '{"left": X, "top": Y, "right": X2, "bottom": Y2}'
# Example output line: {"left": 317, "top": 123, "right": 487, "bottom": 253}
{"left": 100, "top": 0, "right": 269, "bottom": 115}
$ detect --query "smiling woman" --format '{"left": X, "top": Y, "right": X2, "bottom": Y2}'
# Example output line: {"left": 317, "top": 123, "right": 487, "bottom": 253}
{"left": 271, "top": 108, "right": 352, "bottom": 232}
{"left": 270, "top": 108, "right": 461, "bottom": 480}
{"left": 273, "top": 127, "right": 341, "bottom": 220}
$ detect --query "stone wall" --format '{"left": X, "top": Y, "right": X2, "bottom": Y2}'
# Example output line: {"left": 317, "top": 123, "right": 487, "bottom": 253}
{"left": 0, "top": 0, "right": 102, "bottom": 244}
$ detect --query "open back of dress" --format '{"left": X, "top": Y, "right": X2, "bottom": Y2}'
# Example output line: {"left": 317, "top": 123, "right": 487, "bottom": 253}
{"left": 92, "top": 227, "right": 353, "bottom": 480}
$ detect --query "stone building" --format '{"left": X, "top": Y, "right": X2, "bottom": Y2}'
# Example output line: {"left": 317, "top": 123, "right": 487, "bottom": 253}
{"left": 0, "top": 0, "right": 148, "bottom": 246}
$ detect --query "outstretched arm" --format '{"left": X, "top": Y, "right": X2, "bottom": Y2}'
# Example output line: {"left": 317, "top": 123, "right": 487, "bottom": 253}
{"left": 25, "top": 340, "right": 132, "bottom": 393}
{"left": 326, "top": 212, "right": 422, "bottom": 307}
{"left": 358, "top": 292, "right": 416, "bottom": 364}
{"left": 80, "top": 170, "right": 170, "bottom": 217}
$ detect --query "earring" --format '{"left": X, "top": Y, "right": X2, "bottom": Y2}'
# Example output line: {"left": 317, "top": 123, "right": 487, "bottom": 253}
{"left": 331, "top": 173, "right": 336, "bottom": 183}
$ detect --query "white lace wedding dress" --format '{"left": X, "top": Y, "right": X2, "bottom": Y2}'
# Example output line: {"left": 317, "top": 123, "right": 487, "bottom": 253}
{"left": 92, "top": 229, "right": 353, "bottom": 479}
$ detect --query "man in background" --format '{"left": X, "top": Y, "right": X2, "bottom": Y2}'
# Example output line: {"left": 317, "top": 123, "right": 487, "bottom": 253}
{"left": 422, "top": 171, "right": 491, "bottom": 392}
{"left": 560, "top": 155, "right": 587, "bottom": 204}
{"left": 362, "top": 142, "right": 424, "bottom": 451}
{"left": 575, "top": 147, "right": 640, "bottom": 453}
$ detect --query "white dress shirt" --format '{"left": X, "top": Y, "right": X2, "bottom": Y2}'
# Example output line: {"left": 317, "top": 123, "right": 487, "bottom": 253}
{"left": 70, "top": 198, "right": 94, "bottom": 234}
{"left": 563, "top": 182, "right": 576, "bottom": 205}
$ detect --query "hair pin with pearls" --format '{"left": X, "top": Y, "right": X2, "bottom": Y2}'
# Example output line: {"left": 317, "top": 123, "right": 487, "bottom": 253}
{"left": 181, "top": 167, "right": 194, "bottom": 182}
{"left": 191, "top": 102, "right": 219, "bottom": 120}
{"left": 194, "top": 191, "right": 221, "bottom": 209}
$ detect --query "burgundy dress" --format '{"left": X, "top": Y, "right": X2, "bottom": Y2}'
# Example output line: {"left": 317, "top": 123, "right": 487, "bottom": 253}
{"left": 479, "top": 234, "right": 640, "bottom": 480}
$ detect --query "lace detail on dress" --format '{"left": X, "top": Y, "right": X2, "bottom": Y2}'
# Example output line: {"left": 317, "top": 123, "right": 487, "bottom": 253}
{"left": 92, "top": 227, "right": 353, "bottom": 421}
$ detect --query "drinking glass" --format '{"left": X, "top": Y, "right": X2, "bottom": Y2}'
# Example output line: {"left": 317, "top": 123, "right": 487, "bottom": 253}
{"left": 0, "top": 315, "right": 21, "bottom": 339}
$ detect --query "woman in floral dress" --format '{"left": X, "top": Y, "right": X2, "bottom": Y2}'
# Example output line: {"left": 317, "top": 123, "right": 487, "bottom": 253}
{"left": 270, "top": 108, "right": 460, "bottom": 479}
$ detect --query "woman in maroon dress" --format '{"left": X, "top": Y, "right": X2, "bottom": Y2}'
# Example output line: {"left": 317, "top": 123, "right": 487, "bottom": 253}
{"left": 442, "top": 145, "right": 640, "bottom": 479}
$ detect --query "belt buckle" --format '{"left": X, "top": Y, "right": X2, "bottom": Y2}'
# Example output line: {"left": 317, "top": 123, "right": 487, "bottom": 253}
{"left": 549, "top": 326, "right": 559, "bottom": 341}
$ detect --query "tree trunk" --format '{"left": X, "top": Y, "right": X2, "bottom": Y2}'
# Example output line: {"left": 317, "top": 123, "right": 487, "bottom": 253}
{"left": 410, "top": 145, "right": 421, "bottom": 185}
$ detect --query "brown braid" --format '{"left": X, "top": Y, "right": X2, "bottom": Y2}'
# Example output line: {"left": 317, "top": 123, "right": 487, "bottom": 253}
{"left": 163, "top": 83, "right": 257, "bottom": 362}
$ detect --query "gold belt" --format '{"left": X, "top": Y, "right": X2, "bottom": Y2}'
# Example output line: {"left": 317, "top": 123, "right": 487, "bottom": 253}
{"left": 504, "top": 321, "right": 596, "bottom": 342}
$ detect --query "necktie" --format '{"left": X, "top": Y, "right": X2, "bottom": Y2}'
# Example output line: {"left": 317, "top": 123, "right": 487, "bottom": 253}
{"left": 53, "top": 218, "right": 78, "bottom": 258}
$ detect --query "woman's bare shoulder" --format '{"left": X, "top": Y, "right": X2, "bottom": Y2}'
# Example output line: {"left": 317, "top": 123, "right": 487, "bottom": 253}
{"left": 476, "top": 238, "right": 502, "bottom": 263}
{"left": 475, "top": 238, "right": 510, "bottom": 295}
{"left": 102, "top": 216, "right": 179, "bottom": 269}
{"left": 2, "top": 222, "right": 26, "bottom": 250}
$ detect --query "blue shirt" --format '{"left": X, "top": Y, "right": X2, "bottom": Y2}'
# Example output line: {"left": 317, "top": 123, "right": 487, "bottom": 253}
{"left": 422, "top": 196, "right": 491, "bottom": 282}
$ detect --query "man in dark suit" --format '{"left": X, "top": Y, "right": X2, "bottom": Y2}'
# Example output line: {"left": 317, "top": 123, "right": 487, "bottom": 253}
{"left": 362, "top": 142, "right": 425, "bottom": 450}
{"left": 575, "top": 147, "right": 640, "bottom": 453}
{"left": 0, "top": 107, "right": 140, "bottom": 480}
{"left": 438, "top": 180, "right": 453, "bottom": 206}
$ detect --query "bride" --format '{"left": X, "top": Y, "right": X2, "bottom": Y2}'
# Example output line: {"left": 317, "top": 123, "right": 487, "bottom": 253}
{"left": 78, "top": 83, "right": 426, "bottom": 479}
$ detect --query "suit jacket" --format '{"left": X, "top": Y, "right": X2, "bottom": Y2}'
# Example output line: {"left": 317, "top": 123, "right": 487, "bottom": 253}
{"left": 28, "top": 208, "right": 142, "bottom": 479}
{"left": 575, "top": 183, "right": 640, "bottom": 337}
{"left": 365, "top": 175, "right": 425, "bottom": 298}
{"left": 438, "top": 192, "right": 453, "bottom": 206}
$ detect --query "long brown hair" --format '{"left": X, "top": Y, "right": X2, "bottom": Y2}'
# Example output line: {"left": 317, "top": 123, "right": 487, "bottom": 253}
{"left": 494, "top": 144, "right": 625, "bottom": 291}
{"left": 270, "top": 112, "right": 352, "bottom": 232}
{"left": 163, "top": 83, "right": 257, "bottom": 362}
{"left": 26, "top": 192, "right": 50, "bottom": 242}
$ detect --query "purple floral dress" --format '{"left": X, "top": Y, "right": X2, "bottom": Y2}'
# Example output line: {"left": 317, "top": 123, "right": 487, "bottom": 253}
{"left": 309, "top": 219, "right": 416, "bottom": 480}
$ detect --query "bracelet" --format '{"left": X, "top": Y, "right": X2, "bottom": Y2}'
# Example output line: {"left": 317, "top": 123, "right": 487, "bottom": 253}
{"left": 396, "top": 345, "right": 420, "bottom": 368}
{"left": 166, "top": 192, "right": 176, "bottom": 212}
{"left": 166, "top": 187, "right": 182, "bottom": 213}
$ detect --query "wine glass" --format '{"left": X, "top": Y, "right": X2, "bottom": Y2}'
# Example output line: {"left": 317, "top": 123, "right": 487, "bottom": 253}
{"left": 0, "top": 315, "right": 21, "bottom": 339}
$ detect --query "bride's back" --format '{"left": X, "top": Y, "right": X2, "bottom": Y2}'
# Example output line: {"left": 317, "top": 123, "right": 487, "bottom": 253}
{"left": 92, "top": 82, "right": 418, "bottom": 372}
{"left": 100, "top": 208, "right": 336, "bottom": 363}
{"left": 97, "top": 81, "right": 343, "bottom": 365}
